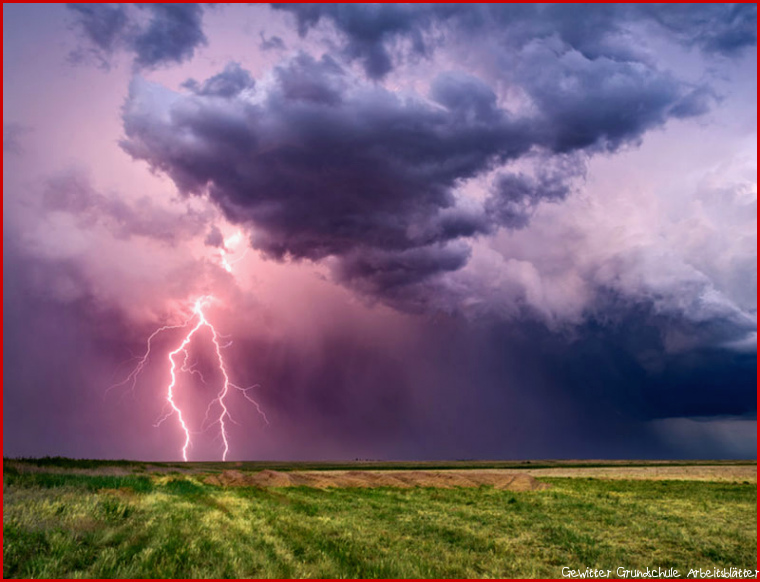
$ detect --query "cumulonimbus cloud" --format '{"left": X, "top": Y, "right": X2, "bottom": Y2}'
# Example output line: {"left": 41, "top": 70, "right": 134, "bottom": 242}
{"left": 120, "top": 47, "right": 709, "bottom": 306}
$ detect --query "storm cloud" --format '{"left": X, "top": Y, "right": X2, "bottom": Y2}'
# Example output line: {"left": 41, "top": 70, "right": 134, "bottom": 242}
{"left": 273, "top": 4, "right": 757, "bottom": 79}
{"left": 3, "top": 4, "right": 755, "bottom": 461}
{"left": 120, "top": 45, "right": 709, "bottom": 306}
{"left": 67, "top": 3, "right": 207, "bottom": 69}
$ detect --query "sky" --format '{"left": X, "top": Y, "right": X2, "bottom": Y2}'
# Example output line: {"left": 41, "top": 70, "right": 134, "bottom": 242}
{"left": 3, "top": 3, "right": 757, "bottom": 461}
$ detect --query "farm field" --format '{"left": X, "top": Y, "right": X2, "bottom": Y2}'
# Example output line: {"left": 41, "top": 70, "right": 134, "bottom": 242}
{"left": 3, "top": 458, "right": 757, "bottom": 579}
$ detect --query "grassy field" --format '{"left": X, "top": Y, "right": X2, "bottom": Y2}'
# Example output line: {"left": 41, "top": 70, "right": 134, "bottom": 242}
{"left": 3, "top": 459, "right": 757, "bottom": 578}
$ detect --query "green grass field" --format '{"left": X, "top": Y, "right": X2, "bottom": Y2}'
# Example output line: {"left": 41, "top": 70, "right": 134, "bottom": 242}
{"left": 3, "top": 459, "right": 757, "bottom": 578}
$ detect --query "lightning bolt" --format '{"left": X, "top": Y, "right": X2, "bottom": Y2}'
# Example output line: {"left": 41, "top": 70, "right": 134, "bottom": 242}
{"left": 106, "top": 318, "right": 195, "bottom": 399}
{"left": 112, "top": 295, "right": 268, "bottom": 461}
{"left": 220, "top": 231, "right": 249, "bottom": 274}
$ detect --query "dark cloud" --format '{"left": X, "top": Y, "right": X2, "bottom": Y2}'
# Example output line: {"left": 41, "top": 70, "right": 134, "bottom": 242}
{"left": 485, "top": 155, "right": 586, "bottom": 228}
{"left": 182, "top": 62, "right": 256, "bottom": 98}
{"left": 121, "top": 52, "right": 706, "bottom": 307}
{"left": 66, "top": 3, "right": 128, "bottom": 63}
{"left": 274, "top": 53, "right": 346, "bottom": 105}
{"left": 273, "top": 4, "right": 431, "bottom": 79}
{"left": 550, "top": 304, "right": 757, "bottom": 422}
{"left": 271, "top": 5, "right": 726, "bottom": 154}
{"left": 428, "top": 72, "right": 501, "bottom": 124}
{"left": 259, "top": 32, "right": 286, "bottom": 52}
{"left": 333, "top": 243, "right": 472, "bottom": 311}
{"left": 67, "top": 3, "right": 206, "bottom": 69}
{"left": 273, "top": 4, "right": 757, "bottom": 79}
{"left": 669, "top": 85, "right": 717, "bottom": 119}
{"left": 513, "top": 47, "right": 704, "bottom": 153}
{"left": 120, "top": 57, "right": 524, "bottom": 288}
{"left": 641, "top": 3, "right": 757, "bottom": 56}
{"left": 131, "top": 4, "right": 206, "bottom": 68}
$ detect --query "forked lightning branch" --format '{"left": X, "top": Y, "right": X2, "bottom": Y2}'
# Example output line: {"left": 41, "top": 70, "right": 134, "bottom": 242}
{"left": 110, "top": 296, "right": 268, "bottom": 461}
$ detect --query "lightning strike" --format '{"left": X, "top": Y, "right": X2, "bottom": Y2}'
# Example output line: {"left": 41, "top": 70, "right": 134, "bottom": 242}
{"left": 220, "top": 231, "right": 249, "bottom": 273}
{"left": 113, "top": 295, "right": 267, "bottom": 461}
{"left": 106, "top": 317, "right": 195, "bottom": 398}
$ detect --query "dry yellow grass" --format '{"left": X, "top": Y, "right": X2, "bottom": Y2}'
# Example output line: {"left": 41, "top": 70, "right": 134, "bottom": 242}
{"left": 7, "top": 458, "right": 755, "bottom": 484}
{"left": 203, "top": 469, "right": 551, "bottom": 490}
{"left": 513, "top": 464, "right": 756, "bottom": 481}
{"left": 200, "top": 464, "right": 756, "bottom": 489}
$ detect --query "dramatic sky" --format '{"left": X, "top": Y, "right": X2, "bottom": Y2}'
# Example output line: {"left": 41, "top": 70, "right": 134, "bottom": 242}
{"left": 3, "top": 4, "right": 757, "bottom": 461}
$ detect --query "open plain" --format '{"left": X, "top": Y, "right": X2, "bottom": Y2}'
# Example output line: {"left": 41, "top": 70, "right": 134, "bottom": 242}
{"left": 3, "top": 458, "right": 756, "bottom": 578}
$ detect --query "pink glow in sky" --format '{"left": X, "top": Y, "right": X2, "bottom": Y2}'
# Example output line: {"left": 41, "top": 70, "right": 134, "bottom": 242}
{"left": 3, "top": 4, "right": 756, "bottom": 461}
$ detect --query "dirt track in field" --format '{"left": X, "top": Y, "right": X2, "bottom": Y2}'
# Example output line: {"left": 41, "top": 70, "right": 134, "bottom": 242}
{"left": 7, "top": 460, "right": 754, "bottom": 486}
{"left": 203, "top": 464, "right": 755, "bottom": 489}
{"left": 204, "top": 469, "right": 551, "bottom": 490}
